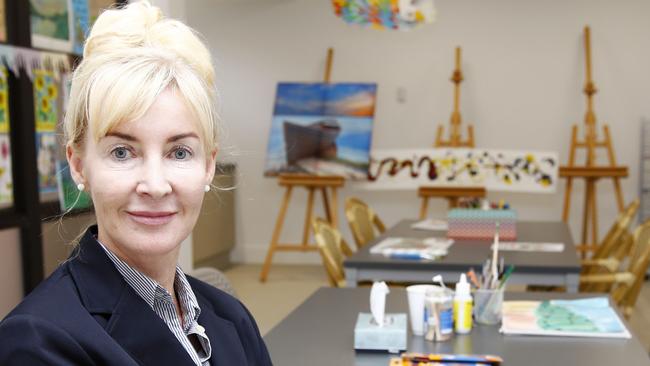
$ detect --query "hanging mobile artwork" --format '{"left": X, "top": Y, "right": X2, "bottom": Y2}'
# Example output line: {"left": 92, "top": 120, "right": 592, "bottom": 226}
{"left": 332, "top": 0, "right": 436, "bottom": 30}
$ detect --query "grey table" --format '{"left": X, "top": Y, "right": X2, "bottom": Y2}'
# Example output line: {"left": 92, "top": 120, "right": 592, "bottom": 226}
{"left": 344, "top": 220, "right": 581, "bottom": 292}
{"left": 264, "top": 287, "right": 650, "bottom": 366}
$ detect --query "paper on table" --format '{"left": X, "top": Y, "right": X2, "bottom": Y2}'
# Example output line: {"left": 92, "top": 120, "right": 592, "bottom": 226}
{"left": 500, "top": 297, "right": 631, "bottom": 339}
{"left": 370, "top": 237, "right": 454, "bottom": 257}
{"left": 492, "top": 242, "right": 564, "bottom": 252}
{"left": 410, "top": 218, "right": 448, "bottom": 231}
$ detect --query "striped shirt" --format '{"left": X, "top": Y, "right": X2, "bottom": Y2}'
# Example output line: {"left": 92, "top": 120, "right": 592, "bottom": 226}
{"left": 98, "top": 242, "right": 212, "bottom": 366}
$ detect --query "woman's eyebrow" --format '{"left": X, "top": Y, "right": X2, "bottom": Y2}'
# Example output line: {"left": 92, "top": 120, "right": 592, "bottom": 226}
{"left": 168, "top": 133, "right": 199, "bottom": 142}
{"left": 103, "top": 132, "right": 198, "bottom": 142}
{"left": 105, "top": 132, "right": 136, "bottom": 141}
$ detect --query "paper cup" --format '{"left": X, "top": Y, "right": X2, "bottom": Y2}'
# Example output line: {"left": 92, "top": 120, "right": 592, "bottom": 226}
{"left": 406, "top": 284, "right": 439, "bottom": 336}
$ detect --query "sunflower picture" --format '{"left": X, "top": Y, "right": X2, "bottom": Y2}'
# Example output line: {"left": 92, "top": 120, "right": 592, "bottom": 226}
{"left": 33, "top": 69, "right": 58, "bottom": 132}
{"left": 0, "top": 67, "right": 9, "bottom": 134}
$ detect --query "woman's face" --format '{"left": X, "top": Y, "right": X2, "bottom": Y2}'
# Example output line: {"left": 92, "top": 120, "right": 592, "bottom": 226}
{"left": 69, "top": 88, "right": 216, "bottom": 260}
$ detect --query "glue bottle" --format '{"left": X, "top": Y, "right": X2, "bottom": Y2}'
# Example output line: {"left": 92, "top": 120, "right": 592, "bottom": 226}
{"left": 453, "top": 274, "right": 473, "bottom": 334}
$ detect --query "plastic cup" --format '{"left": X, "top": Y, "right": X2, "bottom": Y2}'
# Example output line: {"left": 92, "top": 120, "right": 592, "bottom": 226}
{"left": 473, "top": 288, "right": 504, "bottom": 325}
{"left": 406, "top": 284, "right": 439, "bottom": 336}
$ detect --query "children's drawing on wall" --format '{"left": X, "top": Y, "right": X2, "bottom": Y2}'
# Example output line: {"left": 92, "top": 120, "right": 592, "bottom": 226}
{"left": 0, "top": 1, "right": 6, "bottom": 42}
{"left": 0, "top": 67, "right": 9, "bottom": 135}
{"left": 264, "top": 82, "right": 377, "bottom": 179}
{"left": 33, "top": 69, "right": 59, "bottom": 132}
{"left": 36, "top": 132, "right": 58, "bottom": 193}
{"left": 71, "top": 0, "right": 90, "bottom": 55}
{"left": 56, "top": 160, "right": 92, "bottom": 211}
{"left": 0, "top": 134, "right": 12, "bottom": 206}
{"left": 30, "top": 0, "right": 74, "bottom": 52}
{"left": 33, "top": 69, "right": 62, "bottom": 196}
{"left": 0, "top": 67, "right": 12, "bottom": 206}
{"left": 332, "top": 0, "right": 436, "bottom": 30}
{"left": 361, "top": 148, "right": 558, "bottom": 193}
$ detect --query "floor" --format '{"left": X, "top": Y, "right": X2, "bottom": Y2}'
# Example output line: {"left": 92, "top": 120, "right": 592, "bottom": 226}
{"left": 225, "top": 264, "right": 650, "bottom": 351}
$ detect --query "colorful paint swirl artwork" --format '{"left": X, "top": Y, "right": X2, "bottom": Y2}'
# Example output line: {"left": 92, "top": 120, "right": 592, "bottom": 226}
{"left": 332, "top": 0, "right": 436, "bottom": 30}
{"left": 361, "top": 148, "right": 559, "bottom": 193}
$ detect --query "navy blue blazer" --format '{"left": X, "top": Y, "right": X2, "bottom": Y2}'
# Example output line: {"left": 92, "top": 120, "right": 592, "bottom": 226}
{"left": 0, "top": 226, "right": 272, "bottom": 365}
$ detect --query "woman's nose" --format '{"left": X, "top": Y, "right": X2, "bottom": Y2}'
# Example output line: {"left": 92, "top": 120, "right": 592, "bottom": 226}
{"left": 135, "top": 158, "right": 172, "bottom": 198}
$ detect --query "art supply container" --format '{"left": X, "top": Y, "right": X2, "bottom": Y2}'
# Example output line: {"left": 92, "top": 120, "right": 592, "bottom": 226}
{"left": 473, "top": 288, "right": 504, "bottom": 325}
{"left": 406, "top": 284, "right": 438, "bottom": 336}
{"left": 424, "top": 287, "right": 454, "bottom": 342}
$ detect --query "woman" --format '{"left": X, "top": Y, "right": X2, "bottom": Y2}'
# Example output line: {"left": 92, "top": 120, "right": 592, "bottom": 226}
{"left": 0, "top": 1, "right": 272, "bottom": 365}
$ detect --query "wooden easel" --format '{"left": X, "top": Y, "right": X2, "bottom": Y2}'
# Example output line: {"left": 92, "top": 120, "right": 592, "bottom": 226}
{"left": 260, "top": 48, "right": 346, "bottom": 282}
{"left": 435, "top": 46, "right": 475, "bottom": 147}
{"left": 560, "top": 26, "right": 629, "bottom": 258}
{"left": 421, "top": 47, "right": 480, "bottom": 217}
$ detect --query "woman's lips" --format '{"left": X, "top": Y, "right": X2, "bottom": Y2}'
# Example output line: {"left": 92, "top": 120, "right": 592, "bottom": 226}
{"left": 126, "top": 211, "right": 177, "bottom": 226}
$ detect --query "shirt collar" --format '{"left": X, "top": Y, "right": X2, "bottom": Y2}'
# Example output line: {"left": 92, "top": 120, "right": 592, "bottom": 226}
{"left": 97, "top": 240, "right": 201, "bottom": 324}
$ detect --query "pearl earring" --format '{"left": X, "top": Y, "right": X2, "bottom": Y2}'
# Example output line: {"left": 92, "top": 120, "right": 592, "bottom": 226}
{"left": 77, "top": 183, "right": 85, "bottom": 191}
{"left": 204, "top": 185, "right": 210, "bottom": 192}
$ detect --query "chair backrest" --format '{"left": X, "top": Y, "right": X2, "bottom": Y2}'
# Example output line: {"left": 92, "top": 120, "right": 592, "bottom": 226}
{"left": 612, "top": 220, "right": 650, "bottom": 317}
{"left": 579, "top": 200, "right": 640, "bottom": 293}
{"left": 591, "top": 199, "right": 639, "bottom": 260}
{"left": 312, "top": 217, "right": 353, "bottom": 288}
{"left": 345, "top": 197, "right": 386, "bottom": 249}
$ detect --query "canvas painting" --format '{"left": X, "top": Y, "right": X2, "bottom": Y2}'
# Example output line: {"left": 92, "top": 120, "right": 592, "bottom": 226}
{"left": 0, "top": 133, "right": 12, "bottom": 206}
{"left": 360, "top": 148, "right": 558, "bottom": 193}
{"left": 30, "top": 0, "right": 74, "bottom": 53}
{"left": 264, "top": 82, "right": 377, "bottom": 179}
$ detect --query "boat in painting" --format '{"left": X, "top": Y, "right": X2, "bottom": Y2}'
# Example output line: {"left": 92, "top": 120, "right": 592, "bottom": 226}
{"left": 283, "top": 119, "right": 341, "bottom": 166}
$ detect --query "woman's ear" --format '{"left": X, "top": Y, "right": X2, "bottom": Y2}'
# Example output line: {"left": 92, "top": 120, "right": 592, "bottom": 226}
{"left": 66, "top": 144, "right": 85, "bottom": 186}
{"left": 205, "top": 148, "right": 218, "bottom": 186}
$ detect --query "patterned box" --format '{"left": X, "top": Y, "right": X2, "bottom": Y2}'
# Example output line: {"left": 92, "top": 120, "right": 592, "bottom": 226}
{"left": 447, "top": 209, "right": 516, "bottom": 240}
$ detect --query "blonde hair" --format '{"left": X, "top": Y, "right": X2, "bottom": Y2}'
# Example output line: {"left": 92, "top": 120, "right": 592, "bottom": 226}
{"left": 64, "top": 0, "right": 218, "bottom": 153}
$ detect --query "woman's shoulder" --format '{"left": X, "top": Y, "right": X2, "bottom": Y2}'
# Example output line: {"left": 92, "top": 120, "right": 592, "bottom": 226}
{"left": 2, "top": 263, "right": 81, "bottom": 321}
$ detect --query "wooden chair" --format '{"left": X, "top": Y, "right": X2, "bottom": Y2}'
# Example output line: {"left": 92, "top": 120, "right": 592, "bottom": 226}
{"left": 576, "top": 199, "right": 639, "bottom": 258}
{"left": 344, "top": 197, "right": 386, "bottom": 249}
{"left": 578, "top": 200, "right": 639, "bottom": 293}
{"left": 580, "top": 220, "right": 650, "bottom": 319}
{"left": 312, "top": 217, "right": 354, "bottom": 288}
{"left": 611, "top": 220, "right": 650, "bottom": 318}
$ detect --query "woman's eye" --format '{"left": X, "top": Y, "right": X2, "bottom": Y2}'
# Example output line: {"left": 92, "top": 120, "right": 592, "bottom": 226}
{"left": 172, "top": 147, "right": 192, "bottom": 160}
{"left": 111, "top": 147, "right": 131, "bottom": 160}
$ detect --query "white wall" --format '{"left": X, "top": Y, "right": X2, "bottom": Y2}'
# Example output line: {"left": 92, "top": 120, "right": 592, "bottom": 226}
{"left": 184, "top": 0, "right": 650, "bottom": 264}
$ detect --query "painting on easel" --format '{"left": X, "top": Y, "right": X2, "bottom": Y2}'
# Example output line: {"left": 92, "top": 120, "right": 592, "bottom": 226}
{"left": 361, "top": 148, "right": 559, "bottom": 193}
{"left": 264, "top": 82, "right": 377, "bottom": 179}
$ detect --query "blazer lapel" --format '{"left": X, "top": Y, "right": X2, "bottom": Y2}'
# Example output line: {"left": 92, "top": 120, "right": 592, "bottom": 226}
{"left": 106, "top": 287, "right": 195, "bottom": 365}
{"left": 67, "top": 226, "right": 195, "bottom": 366}
{"left": 195, "top": 294, "right": 248, "bottom": 365}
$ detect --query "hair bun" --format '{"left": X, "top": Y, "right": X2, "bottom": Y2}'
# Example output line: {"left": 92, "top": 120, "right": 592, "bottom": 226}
{"left": 83, "top": 0, "right": 214, "bottom": 87}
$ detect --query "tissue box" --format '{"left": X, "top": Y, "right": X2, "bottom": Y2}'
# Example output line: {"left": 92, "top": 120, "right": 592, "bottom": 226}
{"left": 354, "top": 313, "right": 407, "bottom": 353}
{"left": 447, "top": 209, "right": 517, "bottom": 240}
